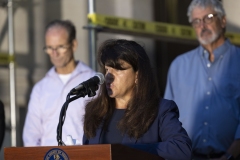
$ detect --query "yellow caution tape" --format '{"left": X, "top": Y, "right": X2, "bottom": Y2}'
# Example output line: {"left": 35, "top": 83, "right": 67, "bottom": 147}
{"left": 88, "top": 13, "right": 240, "bottom": 45}
{"left": 0, "top": 53, "right": 15, "bottom": 65}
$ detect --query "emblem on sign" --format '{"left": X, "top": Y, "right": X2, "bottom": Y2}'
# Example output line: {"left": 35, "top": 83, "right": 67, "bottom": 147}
{"left": 44, "top": 148, "right": 69, "bottom": 160}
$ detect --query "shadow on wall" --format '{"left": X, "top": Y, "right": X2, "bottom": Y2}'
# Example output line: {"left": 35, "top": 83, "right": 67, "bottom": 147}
{"left": 18, "top": 106, "right": 27, "bottom": 147}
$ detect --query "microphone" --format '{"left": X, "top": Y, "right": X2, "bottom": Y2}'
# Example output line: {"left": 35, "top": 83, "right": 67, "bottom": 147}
{"left": 70, "top": 72, "right": 105, "bottom": 96}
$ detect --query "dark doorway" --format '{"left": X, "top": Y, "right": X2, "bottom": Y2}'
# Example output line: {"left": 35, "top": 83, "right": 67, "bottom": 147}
{"left": 153, "top": 0, "right": 198, "bottom": 96}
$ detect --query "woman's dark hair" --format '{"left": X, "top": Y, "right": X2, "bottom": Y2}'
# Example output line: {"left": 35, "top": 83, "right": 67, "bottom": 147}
{"left": 84, "top": 39, "right": 161, "bottom": 139}
{"left": 45, "top": 19, "right": 76, "bottom": 43}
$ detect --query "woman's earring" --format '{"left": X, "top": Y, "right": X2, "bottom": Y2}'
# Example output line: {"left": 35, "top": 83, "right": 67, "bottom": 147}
{"left": 135, "top": 79, "right": 138, "bottom": 84}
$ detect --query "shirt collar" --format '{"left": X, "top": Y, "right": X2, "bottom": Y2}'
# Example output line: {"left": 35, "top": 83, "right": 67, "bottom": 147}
{"left": 47, "top": 60, "right": 89, "bottom": 77}
{"left": 199, "top": 39, "right": 231, "bottom": 61}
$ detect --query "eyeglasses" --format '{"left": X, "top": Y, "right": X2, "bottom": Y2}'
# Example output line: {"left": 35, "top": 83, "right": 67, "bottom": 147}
{"left": 43, "top": 44, "right": 71, "bottom": 54}
{"left": 191, "top": 13, "right": 218, "bottom": 28}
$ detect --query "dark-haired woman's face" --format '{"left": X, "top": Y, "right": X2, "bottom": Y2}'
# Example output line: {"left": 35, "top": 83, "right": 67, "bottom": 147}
{"left": 104, "top": 60, "right": 138, "bottom": 107}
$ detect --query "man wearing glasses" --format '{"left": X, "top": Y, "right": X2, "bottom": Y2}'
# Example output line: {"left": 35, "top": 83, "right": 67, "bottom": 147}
{"left": 23, "top": 20, "right": 96, "bottom": 146}
{"left": 164, "top": 0, "right": 240, "bottom": 160}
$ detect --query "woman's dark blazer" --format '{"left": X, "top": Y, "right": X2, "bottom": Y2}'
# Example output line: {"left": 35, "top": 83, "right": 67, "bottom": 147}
{"left": 83, "top": 99, "right": 192, "bottom": 160}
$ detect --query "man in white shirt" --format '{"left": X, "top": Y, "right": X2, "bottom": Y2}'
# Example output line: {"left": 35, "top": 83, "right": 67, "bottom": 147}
{"left": 23, "top": 20, "right": 96, "bottom": 146}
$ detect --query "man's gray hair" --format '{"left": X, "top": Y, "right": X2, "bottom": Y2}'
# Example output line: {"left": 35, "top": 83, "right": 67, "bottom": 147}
{"left": 187, "top": 0, "right": 226, "bottom": 23}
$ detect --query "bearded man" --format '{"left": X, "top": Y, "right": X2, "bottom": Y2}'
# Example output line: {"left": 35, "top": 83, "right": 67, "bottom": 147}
{"left": 164, "top": 0, "right": 240, "bottom": 160}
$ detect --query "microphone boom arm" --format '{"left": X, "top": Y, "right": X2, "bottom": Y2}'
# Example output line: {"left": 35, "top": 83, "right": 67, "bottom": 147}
{"left": 56, "top": 83, "right": 99, "bottom": 146}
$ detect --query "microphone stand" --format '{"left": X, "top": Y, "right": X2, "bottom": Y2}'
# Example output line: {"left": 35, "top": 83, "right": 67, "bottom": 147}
{"left": 56, "top": 84, "right": 99, "bottom": 146}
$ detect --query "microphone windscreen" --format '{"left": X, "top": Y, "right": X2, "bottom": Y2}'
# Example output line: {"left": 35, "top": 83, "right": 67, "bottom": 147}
{"left": 95, "top": 72, "right": 105, "bottom": 85}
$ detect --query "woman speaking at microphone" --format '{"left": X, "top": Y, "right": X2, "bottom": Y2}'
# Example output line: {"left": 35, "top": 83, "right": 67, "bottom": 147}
{"left": 82, "top": 39, "right": 191, "bottom": 160}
